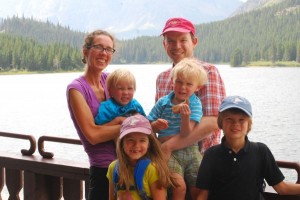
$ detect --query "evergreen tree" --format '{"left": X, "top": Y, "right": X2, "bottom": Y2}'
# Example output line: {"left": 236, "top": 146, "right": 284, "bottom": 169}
{"left": 230, "top": 49, "right": 243, "bottom": 67}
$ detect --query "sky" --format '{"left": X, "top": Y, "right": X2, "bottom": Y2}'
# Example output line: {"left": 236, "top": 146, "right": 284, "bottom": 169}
{"left": 0, "top": 0, "right": 248, "bottom": 38}
{"left": 0, "top": 0, "right": 248, "bottom": 19}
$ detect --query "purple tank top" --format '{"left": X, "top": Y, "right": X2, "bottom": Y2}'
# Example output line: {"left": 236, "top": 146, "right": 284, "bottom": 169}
{"left": 66, "top": 73, "right": 117, "bottom": 168}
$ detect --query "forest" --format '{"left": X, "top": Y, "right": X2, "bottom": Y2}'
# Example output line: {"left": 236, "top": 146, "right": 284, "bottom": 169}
{"left": 0, "top": 0, "right": 299, "bottom": 71}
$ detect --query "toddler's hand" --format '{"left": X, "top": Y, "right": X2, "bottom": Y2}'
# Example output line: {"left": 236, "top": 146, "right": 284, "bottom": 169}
{"left": 172, "top": 98, "right": 190, "bottom": 114}
{"left": 179, "top": 103, "right": 191, "bottom": 118}
{"left": 153, "top": 119, "right": 169, "bottom": 131}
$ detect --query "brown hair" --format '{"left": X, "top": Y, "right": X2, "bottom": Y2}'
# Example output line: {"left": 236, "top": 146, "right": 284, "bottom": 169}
{"left": 116, "top": 132, "right": 178, "bottom": 190}
{"left": 81, "top": 29, "right": 116, "bottom": 64}
{"left": 217, "top": 108, "right": 252, "bottom": 134}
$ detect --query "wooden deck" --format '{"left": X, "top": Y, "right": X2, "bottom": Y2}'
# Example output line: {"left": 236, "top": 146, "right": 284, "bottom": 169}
{"left": 1, "top": 131, "right": 299, "bottom": 200}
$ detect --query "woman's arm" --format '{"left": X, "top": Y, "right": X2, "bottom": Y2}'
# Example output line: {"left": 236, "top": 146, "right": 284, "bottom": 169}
{"left": 102, "top": 116, "right": 127, "bottom": 126}
{"left": 69, "top": 89, "right": 121, "bottom": 145}
{"left": 150, "top": 181, "right": 167, "bottom": 200}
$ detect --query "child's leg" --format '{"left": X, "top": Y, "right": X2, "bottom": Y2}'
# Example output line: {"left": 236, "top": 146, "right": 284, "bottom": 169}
{"left": 168, "top": 152, "right": 186, "bottom": 200}
{"left": 183, "top": 145, "right": 202, "bottom": 200}
{"left": 171, "top": 173, "right": 186, "bottom": 200}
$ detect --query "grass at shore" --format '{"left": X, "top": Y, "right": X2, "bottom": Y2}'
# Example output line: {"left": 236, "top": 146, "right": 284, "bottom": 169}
{"left": 1, "top": 61, "right": 299, "bottom": 75}
{"left": 0, "top": 70, "right": 79, "bottom": 75}
{"left": 246, "top": 61, "right": 300, "bottom": 67}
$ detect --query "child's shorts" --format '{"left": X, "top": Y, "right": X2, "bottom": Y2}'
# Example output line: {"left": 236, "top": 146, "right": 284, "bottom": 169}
{"left": 168, "top": 145, "right": 202, "bottom": 186}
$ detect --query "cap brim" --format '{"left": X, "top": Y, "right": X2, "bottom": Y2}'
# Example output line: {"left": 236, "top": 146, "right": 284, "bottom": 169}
{"left": 120, "top": 127, "right": 151, "bottom": 139}
{"left": 219, "top": 106, "right": 252, "bottom": 117}
{"left": 161, "top": 27, "right": 191, "bottom": 36}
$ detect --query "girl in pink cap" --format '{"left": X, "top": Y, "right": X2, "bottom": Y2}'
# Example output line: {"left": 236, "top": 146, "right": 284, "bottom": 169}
{"left": 106, "top": 114, "right": 177, "bottom": 200}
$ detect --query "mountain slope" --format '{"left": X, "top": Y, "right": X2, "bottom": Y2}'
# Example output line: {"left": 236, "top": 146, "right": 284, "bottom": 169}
{"left": 0, "top": 0, "right": 243, "bottom": 39}
{"left": 231, "top": 0, "right": 286, "bottom": 16}
{"left": 0, "top": 16, "right": 85, "bottom": 48}
{"left": 1, "top": 0, "right": 298, "bottom": 71}
{"left": 114, "top": 0, "right": 300, "bottom": 64}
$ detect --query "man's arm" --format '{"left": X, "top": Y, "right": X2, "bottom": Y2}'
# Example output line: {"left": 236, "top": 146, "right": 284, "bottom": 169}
{"left": 161, "top": 116, "right": 218, "bottom": 152}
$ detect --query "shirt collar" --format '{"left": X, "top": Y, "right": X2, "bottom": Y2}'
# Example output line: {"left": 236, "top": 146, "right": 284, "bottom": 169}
{"left": 221, "top": 136, "right": 250, "bottom": 153}
{"left": 160, "top": 91, "right": 175, "bottom": 106}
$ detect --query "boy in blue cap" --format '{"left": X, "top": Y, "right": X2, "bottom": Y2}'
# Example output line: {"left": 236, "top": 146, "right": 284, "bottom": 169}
{"left": 196, "top": 95, "right": 300, "bottom": 200}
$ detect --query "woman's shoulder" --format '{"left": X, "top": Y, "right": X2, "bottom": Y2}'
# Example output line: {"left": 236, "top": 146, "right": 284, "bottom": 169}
{"left": 102, "top": 71, "right": 109, "bottom": 79}
{"left": 67, "top": 76, "right": 85, "bottom": 88}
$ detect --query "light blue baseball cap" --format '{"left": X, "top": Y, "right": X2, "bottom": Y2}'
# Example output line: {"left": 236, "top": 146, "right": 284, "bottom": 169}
{"left": 219, "top": 96, "right": 252, "bottom": 117}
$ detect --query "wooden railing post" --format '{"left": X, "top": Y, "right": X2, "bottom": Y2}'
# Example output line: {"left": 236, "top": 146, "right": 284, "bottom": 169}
{"left": 6, "top": 168, "right": 22, "bottom": 200}
{"left": 23, "top": 172, "right": 62, "bottom": 200}
{"left": 0, "top": 167, "right": 4, "bottom": 200}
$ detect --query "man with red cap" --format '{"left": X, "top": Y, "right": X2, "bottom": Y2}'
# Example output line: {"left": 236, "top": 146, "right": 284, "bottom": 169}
{"left": 155, "top": 17, "right": 226, "bottom": 199}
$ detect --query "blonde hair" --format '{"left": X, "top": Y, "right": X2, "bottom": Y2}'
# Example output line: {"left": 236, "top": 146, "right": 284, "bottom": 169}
{"left": 217, "top": 108, "right": 252, "bottom": 133}
{"left": 116, "top": 133, "right": 177, "bottom": 190}
{"left": 106, "top": 68, "right": 136, "bottom": 93}
{"left": 171, "top": 58, "right": 208, "bottom": 87}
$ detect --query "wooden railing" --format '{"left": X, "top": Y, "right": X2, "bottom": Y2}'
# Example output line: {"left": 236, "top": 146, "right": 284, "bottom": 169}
{"left": 0, "top": 131, "right": 299, "bottom": 200}
{"left": 0, "top": 131, "right": 89, "bottom": 200}
{"left": 263, "top": 161, "right": 300, "bottom": 200}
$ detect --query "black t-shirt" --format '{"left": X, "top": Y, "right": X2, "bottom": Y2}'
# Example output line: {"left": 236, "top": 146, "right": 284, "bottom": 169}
{"left": 196, "top": 136, "right": 284, "bottom": 200}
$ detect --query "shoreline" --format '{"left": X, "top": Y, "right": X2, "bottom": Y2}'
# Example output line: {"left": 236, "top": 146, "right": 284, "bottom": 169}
{"left": 0, "top": 61, "right": 299, "bottom": 75}
{"left": 246, "top": 61, "right": 300, "bottom": 67}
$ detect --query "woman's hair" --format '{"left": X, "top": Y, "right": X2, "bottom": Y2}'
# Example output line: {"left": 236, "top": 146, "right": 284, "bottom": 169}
{"left": 217, "top": 108, "right": 252, "bottom": 133}
{"left": 106, "top": 68, "right": 136, "bottom": 92}
{"left": 171, "top": 58, "right": 208, "bottom": 87}
{"left": 116, "top": 132, "right": 177, "bottom": 190}
{"left": 81, "top": 29, "right": 116, "bottom": 64}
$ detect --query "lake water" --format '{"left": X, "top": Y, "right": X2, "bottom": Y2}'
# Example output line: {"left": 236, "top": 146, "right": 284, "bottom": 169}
{"left": 1, "top": 64, "right": 300, "bottom": 184}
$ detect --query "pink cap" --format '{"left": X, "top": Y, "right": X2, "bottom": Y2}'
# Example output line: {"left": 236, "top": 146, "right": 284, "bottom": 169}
{"left": 120, "top": 115, "right": 152, "bottom": 139}
{"left": 161, "top": 17, "right": 195, "bottom": 36}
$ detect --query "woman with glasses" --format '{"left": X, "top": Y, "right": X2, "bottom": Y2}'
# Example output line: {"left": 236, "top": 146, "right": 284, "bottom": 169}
{"left": 66, "top": 30, "right": 124, "bottom": 200}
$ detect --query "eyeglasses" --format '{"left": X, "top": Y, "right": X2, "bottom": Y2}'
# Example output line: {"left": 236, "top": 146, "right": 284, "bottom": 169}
{"left": 88, "top": 44, "right": 116, "bottom": 54}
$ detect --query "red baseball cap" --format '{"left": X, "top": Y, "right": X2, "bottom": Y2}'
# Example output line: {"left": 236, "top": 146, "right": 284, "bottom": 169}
{"left": 161, "top": 17, "right": 195, "bottom": 36}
